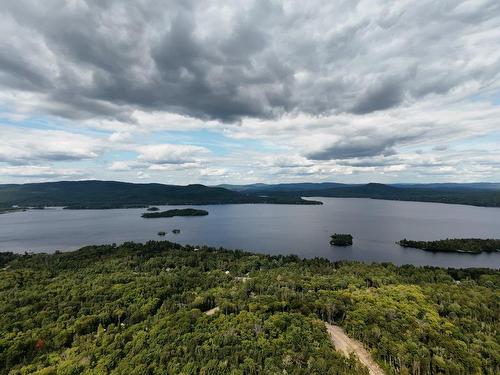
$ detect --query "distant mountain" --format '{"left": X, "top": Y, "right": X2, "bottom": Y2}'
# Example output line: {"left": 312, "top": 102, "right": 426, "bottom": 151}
{"left": 222, "top": 182, "right": 500, "bottom": 207}
{"left": 390, "top": 183, "right": 500, "bottom": 191}
{"left": 1, "top": 180, "right": 499, "bottom": 209}
{"left": 0, "top": 180, "right": 320, "bottom": 209}
{"left": 222, "top": 182, "right": 500, "bottom": 192}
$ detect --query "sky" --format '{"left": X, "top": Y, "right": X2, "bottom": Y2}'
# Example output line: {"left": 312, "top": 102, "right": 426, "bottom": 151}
{"left": 0, "top": 0, "right": 499, "bottom": 185}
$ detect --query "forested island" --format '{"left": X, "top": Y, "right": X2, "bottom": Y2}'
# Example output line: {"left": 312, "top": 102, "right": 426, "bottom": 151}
{"left": 0, "top": 242, "right": 498, "bottom": 374}
{"left": 330, "top": 233, "right": 353, "bottom": 246}
{"left": 141, "top": 208, "right": 209, "bottom": 218}
{"left": 399, "top": 238, "right": 500, "bottom": 253}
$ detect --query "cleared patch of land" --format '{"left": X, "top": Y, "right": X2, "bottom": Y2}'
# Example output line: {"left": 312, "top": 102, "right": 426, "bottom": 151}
{"left": 325, "top": 323, "right": 385, "bottom": 375}
{"left": 204, "top": 307, "right": 220, "bottom": 316}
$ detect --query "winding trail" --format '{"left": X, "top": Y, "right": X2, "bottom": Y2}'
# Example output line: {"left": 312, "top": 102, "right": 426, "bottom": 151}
{"left": 325, "top": 323, "right": 385, "bottom": 375}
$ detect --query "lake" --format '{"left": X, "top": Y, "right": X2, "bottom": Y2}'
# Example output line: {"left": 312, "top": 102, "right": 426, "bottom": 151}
{"left": 1, "top": 198, "right": 499, "bottom": 268}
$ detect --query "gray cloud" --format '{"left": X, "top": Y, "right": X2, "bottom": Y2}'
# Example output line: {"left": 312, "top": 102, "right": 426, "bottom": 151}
{"left": 0, "top": 0, "right": 498, "bottom": 124}
{"left": 306, "top": 134, "right": 415, "bottom": 160}
{"left": 351, "top": 77, "right": 406, "bottom": 114}
{"left": 0, "top": 0, "right": 499, "bottom": 184}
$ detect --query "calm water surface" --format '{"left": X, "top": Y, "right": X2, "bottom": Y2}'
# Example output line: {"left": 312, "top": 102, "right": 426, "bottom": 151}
{"left": 1, "top": 198, "right": 499, "bottom": 268}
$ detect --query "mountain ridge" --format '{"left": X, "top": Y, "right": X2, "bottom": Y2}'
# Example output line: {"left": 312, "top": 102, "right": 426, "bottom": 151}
{"left": 1, "top": 180, "right": 499, "bottom": 209}
{"left": 0, "top": 180, "right": 319, "bottom": 209}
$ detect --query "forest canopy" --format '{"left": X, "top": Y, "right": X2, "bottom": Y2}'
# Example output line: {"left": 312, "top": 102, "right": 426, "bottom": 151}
{"left": 0, "top": 242, "right": 498, "bottom": 374}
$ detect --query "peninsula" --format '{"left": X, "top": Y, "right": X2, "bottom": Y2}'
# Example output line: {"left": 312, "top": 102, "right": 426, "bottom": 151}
{"left": 398, "top": 238, "right": 500, "bottom": 253}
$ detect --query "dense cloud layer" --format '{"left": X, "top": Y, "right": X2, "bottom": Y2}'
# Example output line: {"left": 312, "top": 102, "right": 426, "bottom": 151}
{"left": 2, "top": 0, "right": 499, "bottom": 122}
{"left": 0, "top": 0, "right": 499, "bottom": 183}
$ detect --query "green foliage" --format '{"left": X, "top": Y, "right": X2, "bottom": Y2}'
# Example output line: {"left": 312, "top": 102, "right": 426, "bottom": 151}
{"left": 0, "top": 242, "right": 498, "bottom": 374}
{"left": 0, "top": 252, "right": 19, "bottom": 267}
{"left": 399, "top": 238, "right": 500, "bottom": 253}
{"left": 142, "top": 208, "right": 209, "bottom": 218}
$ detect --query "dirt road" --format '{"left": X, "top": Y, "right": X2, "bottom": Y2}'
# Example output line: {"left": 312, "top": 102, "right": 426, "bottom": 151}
{"left": 204, "top": 306, "right": 220, "bottom": 315}
{"left": 325, "top": 323, "right": 385, "bottom": 375}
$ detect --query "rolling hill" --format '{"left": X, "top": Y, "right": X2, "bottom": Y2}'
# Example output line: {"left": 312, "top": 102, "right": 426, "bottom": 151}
{"left": 0, "top": 180, "right": 319, "bottom": 209}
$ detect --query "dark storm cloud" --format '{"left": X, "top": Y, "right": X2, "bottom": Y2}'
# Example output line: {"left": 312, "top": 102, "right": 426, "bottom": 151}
{"left": 0, "top": 53, "right": 52, "bottom": 92}
{"left": 0, "top": 0, "right": 293, "bottom": 122}
{"left": 306, "top": 139, "right": 397, "bottom": 160}
{"left": 306, "top": 131, "right": 421, "bottom": 160}
{"left": 0, "top": 0, "right": 499, "bottom": 124}
{"left": 150, "top": 11, "right": 279, "bottom": 121}
{"left": 351, "top": 78, "right": 405, "bottom": 114}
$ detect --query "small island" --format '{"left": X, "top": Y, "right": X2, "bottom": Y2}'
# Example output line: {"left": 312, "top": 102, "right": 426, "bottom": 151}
{"left": 157, "top": 231, "right": 166, "bottom": 236}
{"left": 147, "top": 206, "right": 160, "bottom": 211}
{"left": 330, "top": 233, "right": 353, "bottom": 246}
{"left": 398, "top": 238, "right": 500, "bottom": 254}
{"left": 142, "top": 208, "right": 209, "bottom": 218}
{"left": 172, "top": 229, "right": 181, "bottom": 234}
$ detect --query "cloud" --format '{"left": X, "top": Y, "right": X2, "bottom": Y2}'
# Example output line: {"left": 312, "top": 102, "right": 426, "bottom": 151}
{"left": 351, "top": 77, "right": 406, "bottom": 114}
{"left": 307, "top": 137, "right": 399, "bottom": 160}
{"left": 137, "top": 144, "right": 210, "bottom": 165}
{"left": 304, "top": 125, "right": 423, "bottom": 160}
{"left": 136, "top": 171, "right": 150, "bottom": 179}
{"left": 432, "top": 144, "right": 449, "bottom": 152}
{"left": 0, "top": 126, "right": 102, "bottom": 165}
{"left": 109, "top": 132, "right": 133, "bottom": 143}
{"left": 1, "top": 0, "right": 498, "bottom": 124}
{"left": 0, "top": 165, "right": 85, "bottom": 179}
{"left": 200, "top": 168, "right": 228, "bottom": 177}
{"left": 108, "top": 161, "right": 142, "bottom": 172}
{"left": 1, "top": 1, "right": 500, "bottom": 183}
